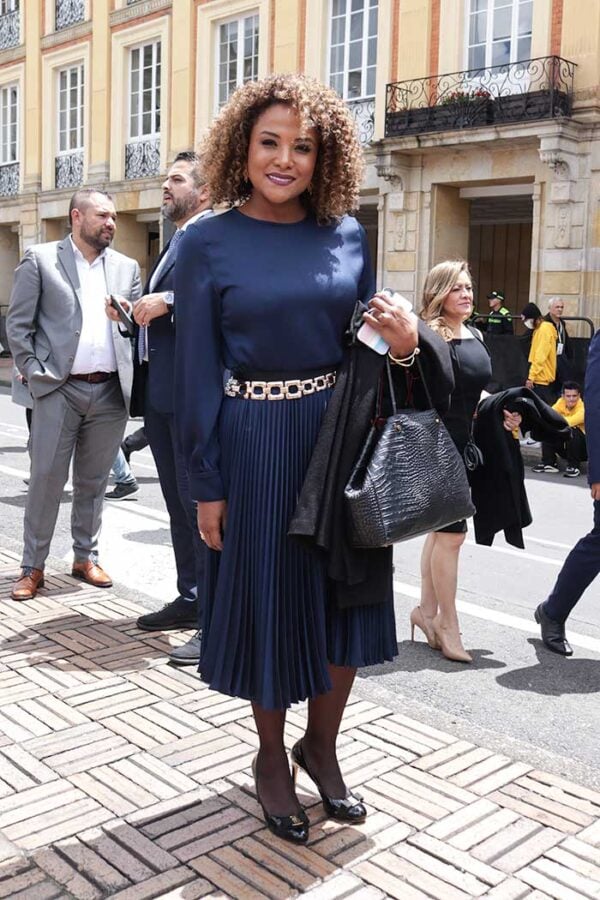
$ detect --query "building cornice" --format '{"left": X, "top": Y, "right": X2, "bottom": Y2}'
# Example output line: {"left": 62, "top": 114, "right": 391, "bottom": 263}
{"left": 381, "top": 117, "right": 594, "bottom": 155}
{"left": 40, "top": 21, "right": 92, "bottom": 51}
{"left": 110, "top": 0, "right": 173, "bottom": 28}
{"left": 0, "top": 44, "right": 25, "bottom": 66}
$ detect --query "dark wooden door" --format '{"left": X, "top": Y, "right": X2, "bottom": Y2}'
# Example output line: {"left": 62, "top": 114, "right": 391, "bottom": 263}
{"left": 468, "top": 194, "right": 533, "bottom": 318}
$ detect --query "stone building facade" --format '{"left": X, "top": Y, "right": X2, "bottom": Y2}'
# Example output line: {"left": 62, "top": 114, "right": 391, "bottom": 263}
{"left": 0, "top": 0, "right": 599, "bottom": 341}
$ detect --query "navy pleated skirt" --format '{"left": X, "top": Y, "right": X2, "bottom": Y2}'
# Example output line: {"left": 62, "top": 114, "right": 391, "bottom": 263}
{"left": 199, "top": 390, "right": 397, "bottom": 710}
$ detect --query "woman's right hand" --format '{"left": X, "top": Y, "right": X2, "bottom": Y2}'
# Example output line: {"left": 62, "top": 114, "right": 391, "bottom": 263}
{"left": 197, "top": 500, "right": 227, "bottom": 551}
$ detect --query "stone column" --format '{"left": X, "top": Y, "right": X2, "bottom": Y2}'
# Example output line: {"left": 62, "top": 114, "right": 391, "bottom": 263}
{"left": 88, "top": 0, "right": 110, "bottom": 185}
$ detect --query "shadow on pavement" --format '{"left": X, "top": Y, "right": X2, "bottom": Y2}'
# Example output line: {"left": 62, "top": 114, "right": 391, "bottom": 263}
{"left": 359, "top": 639, "right": 506, "bottom": 679}
{"left": 123, "top": 528, "right": 172, "bottom": 546}
{"left": 0, "top": 445, "right": 28, "bottom": 454}
{"left": 0, "top": 491, "right": 71, "bottom": 509}
{"left": 495, "top": 638, "right": 600, "bottom": 695}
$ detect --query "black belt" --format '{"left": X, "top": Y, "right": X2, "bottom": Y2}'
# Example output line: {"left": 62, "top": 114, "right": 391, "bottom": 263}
{"left": 69, "top": 372, "right": 117, "bottom": 384}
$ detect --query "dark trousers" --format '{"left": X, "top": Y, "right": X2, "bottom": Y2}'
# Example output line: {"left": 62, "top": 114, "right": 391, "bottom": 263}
{"left": 122, "top": 426, "right": 148, "bottom": 454}
{"left": 545, "top": 500, "right": 600, "bottom": 623}
{"left": 532, "top": 383, "right": 557, "bottom": 406}
{"left": 542, "top": 428, "right": 587, "bottom": 468}
{"left": 145, "top": 392, "right": 205, "bottom": 611}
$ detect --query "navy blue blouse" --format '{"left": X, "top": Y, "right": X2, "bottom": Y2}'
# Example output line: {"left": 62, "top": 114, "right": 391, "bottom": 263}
{"left": 174, "top": 209, "right": 374, "bottom": 502}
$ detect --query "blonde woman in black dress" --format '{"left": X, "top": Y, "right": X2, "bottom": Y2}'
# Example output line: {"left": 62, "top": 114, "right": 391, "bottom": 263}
{"left": 414, "top": 261, "right": 522, "bottom": 662}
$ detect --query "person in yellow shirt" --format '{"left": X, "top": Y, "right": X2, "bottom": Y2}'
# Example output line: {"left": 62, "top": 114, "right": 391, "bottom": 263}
{"left": 521, "top": 302, "right": 557, "bottom": 405}
{"left": 533, "top": 381, "right": 587, "bottom": 477}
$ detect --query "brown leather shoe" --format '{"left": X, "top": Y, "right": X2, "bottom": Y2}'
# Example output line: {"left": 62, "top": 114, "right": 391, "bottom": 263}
{"left": 71, "top": 561, "right": 113, "bottom": 588}
{"left": 11, "top": 567, "right": 45, "bottom": 601}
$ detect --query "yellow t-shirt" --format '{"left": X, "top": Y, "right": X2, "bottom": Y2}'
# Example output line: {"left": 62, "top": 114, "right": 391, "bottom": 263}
{"left": 528, "top": 321, "right": 557, "bottom": 385}
{"left": 553, "top": 396, "right": 585, "bottom": 433}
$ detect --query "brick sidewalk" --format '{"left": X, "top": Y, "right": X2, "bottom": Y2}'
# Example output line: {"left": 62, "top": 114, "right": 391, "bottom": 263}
{"left": 1, "top": 548, "right": 599, "bottom": 899}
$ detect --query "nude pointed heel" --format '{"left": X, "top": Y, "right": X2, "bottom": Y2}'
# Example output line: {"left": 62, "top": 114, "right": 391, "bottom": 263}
{"left": 409, "top": 607, "right": 440, "bottom": 650}
{"left": 431, "top": 616, "right": 472, "bottom": 663}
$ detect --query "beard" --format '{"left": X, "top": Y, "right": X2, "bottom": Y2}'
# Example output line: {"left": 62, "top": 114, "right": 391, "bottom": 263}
{"left": 80, "top": 222, "right": 113, "bottom": 252}
{"left": 162, "top": 191, "right": 200, "bottom": 222}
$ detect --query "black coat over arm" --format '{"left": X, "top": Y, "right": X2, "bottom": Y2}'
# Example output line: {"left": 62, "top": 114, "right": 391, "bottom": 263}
{"left": 289, "top": 319, "right": 454, "bottom": 609}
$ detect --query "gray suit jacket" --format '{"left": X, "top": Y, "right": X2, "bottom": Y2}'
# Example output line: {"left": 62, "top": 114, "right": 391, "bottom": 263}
{"left": 6, "top": 238, "right": 142, "bottom": 408}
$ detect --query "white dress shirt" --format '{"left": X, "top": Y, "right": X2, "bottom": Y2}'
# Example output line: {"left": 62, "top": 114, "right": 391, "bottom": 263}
{"left": 70, "top": 237, "right": 117, "bottom": 374}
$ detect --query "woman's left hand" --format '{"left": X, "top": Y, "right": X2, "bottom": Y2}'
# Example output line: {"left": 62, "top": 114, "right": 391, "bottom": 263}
{"left": 363, "top": 292, "right": 418, "bottom": 359}
{"left": 502, "top": 409, "right": 522, "bottom": 432}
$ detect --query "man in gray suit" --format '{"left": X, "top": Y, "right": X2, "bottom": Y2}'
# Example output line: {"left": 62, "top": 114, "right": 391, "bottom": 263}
{"left": 6, "top": 188, "right": 142, "bottom": 601}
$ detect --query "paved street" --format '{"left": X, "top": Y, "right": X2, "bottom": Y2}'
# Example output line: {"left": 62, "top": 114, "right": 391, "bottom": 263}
{"left": 1, "top": 381, "right": 600, "bottom": 897}
{"left": 0, "top": 386, "right": 599, "bottom": 789}
{"left": 2, "top": 546, "right": 600, "bottom": 899}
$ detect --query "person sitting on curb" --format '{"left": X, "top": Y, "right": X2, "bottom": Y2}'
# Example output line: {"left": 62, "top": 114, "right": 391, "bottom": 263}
{"left": 532, "top": 381, "right": 586, "bottom": 478}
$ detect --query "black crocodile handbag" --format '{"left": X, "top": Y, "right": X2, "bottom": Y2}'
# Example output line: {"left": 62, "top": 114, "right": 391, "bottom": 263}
{"left": 344, "top": 357, "right": 475, "bottom": 548}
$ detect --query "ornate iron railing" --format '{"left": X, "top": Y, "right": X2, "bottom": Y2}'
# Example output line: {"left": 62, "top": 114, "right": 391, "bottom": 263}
{"left": 125, "top": 139, "right": 160, "bottom": 179}
{"left": 0, "top": 162, "right": 19, "bottom": 196}
{"left": 385, "top": 56, "right": 576, "bottom": 138}
{"left": 55, "top": 0, "right": 85, "bottom": 30}
{"left": 0, "top": 7, "right": 19, "bottom": 49}
{"left": 348, "top": 98, "right": 376, "bottom": 145}
{"left": 55, "top": 151, "right": 83, "bottom": 189}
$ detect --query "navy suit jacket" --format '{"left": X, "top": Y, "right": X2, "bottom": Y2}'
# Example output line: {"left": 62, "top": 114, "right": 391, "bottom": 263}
{"left": 130, "top": 242, "right": 177, "bottom": 416}
{"left": 130, "top": 211, "right": 213, "bottom": 417}
{"left": 585, "top": 330, "right": 600, "bottom": 485}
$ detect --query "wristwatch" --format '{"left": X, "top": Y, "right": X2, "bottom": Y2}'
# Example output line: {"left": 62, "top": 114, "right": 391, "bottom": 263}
{"left": 164, "top": 291, "right": 174, "bottom": 307}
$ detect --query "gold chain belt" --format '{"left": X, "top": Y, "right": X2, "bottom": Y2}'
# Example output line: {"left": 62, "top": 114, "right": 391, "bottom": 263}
{"left": 224, "top": 371, "right": 336, "bottom": 400}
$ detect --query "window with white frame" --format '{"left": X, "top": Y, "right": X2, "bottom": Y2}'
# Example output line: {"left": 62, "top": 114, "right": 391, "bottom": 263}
{"left": 329, "top": 0, "right": 378, "bottom": 101}
{"left": 0, "top": 0, "right": 18, "bottom": 14}
{"left": 129, "top": 40, "right": 161, "bottom": 140}
{"left": 467, "top": 0, "right": 532, "bottom": 71}
{"left": 58, "top": 64, "right": 84, "bottom": 153}
{"left": 216, "top": 13, "right": 259, "bottom": 109}
{"left": 0, "top": 83, "right": 18, "bottom": 164}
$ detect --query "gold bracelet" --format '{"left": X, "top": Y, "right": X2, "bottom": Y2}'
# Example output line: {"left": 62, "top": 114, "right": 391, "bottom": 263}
{"left": 388, "top": 346, "right": 420, "bottom": 367}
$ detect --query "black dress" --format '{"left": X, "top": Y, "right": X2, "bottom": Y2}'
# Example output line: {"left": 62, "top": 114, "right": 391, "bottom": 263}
{"left": 437, "top": 334, "right": 492, "bottom": 533}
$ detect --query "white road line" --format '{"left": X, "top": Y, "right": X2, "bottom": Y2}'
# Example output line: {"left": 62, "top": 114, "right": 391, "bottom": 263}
{"left": 102, "top": 499, "right": 170, "bottom": 525}
{"left": 393, "top": 579, "right": 600, "bottom": 654}
{"left": 465, "top": 540, "right": 564, "bottom": 567}
{"left": 0, "top": 462, "right": 29, "bottom": 479}
{"left": 523, "top": 535, "right": 575, "bottom": 551}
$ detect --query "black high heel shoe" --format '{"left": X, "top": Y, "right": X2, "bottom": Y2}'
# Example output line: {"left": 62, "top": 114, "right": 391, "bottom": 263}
{"left": 251, "top": 756, "right": 309, "bottom": 844}
{"left": 291, "top": 740, "right": 367, "bottom": 823}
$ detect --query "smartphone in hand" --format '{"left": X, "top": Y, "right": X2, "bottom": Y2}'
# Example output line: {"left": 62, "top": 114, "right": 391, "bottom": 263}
{"left": 356, "top": 288, "right": 411, "bottom": 355}
{"left": 110, "top": 294, "right": 135, "bottom": 337}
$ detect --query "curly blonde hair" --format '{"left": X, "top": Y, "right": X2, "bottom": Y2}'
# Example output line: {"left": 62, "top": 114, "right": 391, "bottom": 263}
{"left": 199, "top": 74, "right": 364, "bottom": 223}
{"left": 420, "top": 260, "right": 473, "bottom": 342}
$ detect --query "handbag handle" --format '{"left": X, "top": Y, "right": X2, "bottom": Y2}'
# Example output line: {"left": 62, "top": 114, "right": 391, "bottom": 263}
{"left": 384, "top": 353, "right": 435, "bottom": 417}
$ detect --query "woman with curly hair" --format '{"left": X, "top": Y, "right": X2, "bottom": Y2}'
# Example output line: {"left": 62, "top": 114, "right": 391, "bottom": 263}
{"left": 174, "top": 74, "right": 418, "bottom": 843}
{"left": 417, "top": 261, "right": 521, "bottom": 662}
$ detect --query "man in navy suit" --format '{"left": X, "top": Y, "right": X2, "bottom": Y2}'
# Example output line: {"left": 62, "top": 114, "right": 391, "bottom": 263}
{"left": 108, "top": 152, "right": 211, "bottom": 662}
{"left": 535, "top": 329, "right": 600, "bottom": 655}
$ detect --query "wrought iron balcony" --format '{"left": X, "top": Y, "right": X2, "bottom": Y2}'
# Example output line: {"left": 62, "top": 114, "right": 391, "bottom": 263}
{"left": 348, "top": 98, "right": 376, "bottom": 146}
{"left": 0, "top": 6, "right": 19, "bottom": 49}
{"left": 55, "top": 0, "right": 85, "bottom": 31}
{"left": 55, "top": 151, "right": 83, "bottom": 190}
{"left": 385, "top": 56, "right": 576, "bottom": 139}
{"left": 0, "top": 162, "right": 19, "bottom": 197}
{"left": 125, "top": 139, "right": 160, "bottom": 180}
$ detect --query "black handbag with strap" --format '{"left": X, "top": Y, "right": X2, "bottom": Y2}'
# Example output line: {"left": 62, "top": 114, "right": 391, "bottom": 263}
{"left": 344, "top": 356, "right": 475, "bottom": 548}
